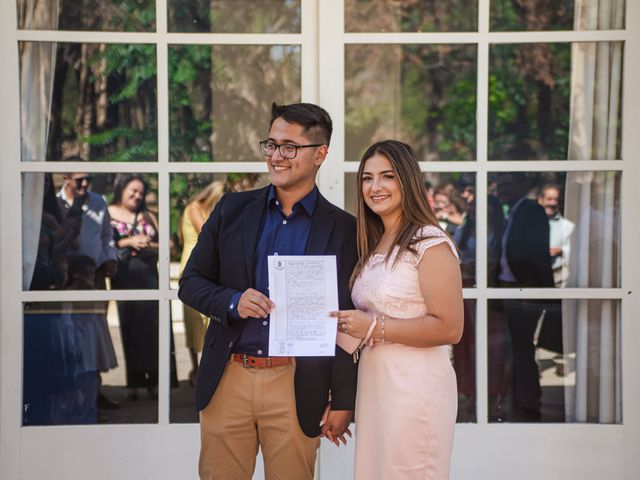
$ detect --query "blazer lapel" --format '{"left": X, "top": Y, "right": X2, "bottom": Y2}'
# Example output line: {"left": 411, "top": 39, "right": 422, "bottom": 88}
{"left": 242, "top": 187, "right": 269, "bottom": 283}
{"left": 306, "top": 193, "right": 336, "bottom": 255}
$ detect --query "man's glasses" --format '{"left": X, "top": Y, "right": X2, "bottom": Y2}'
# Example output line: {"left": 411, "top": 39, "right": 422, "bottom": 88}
{"left": 73, "top": 176, "right": 93, "bottom": 188}
{"left": 259, "top": 140, "right": 324, "bottom": 160}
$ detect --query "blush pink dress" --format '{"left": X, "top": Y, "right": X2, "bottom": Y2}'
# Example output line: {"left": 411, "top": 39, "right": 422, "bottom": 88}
{"left": 352, "top": 226, "right": 459, "bottom": 480}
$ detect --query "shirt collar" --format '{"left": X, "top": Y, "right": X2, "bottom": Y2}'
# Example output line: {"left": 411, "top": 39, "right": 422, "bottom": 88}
{"left": 58, "top": 186, "right": 73, "bottom": 206}
{"left": 267, "top": 184, "right": 318, "bottom": 217}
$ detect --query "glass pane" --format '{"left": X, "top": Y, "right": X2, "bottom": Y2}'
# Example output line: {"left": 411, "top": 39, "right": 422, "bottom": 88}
{"left": 23, "top": 301, "right": 159, "bottom": 425}
{"left": 17, "top": 0, "right": 156, "bottom": 31}
{"left": 491, "top": 0, "right": 625, "bottom": 31}
{"left": 345, "top": 44, "right": 477, "bottom": 162}
{"left": 346, "top": 172, "right": 476, "bottom": 286}
{"left": 170, "top": 299, "right": 200, "bottom": 423}
{"left": 488, "top": 172, "right": 620, "bottom": 288}
{"left": 169, "top": 45, "right": 301, "bottom": 162}
{"left": 20, "top": 42, "right": 157, "bottom": 162}
{"left": 489, "top": 42, "right": 623, "bottom": 160}
{"left": 169, "top": 172, "right": 270, "bottom": 277}
{"left": 488, "top": 299, "right": 621, "bottom": 424}
{"left": 455, "top": 299, "right": 476, "bottom": 422}
{"left": 23, "top": 173, "right": 159, "bottom": 291}
{"left": 345, "top": 0, "right": 477, "bottom": 32}
{"left": 168, "top": 0, "right": 301, "bottom": 33}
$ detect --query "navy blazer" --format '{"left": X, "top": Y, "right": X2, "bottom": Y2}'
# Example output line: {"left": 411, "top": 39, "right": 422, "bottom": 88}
{"left": 178, "top": 185, "right": 358, "bottom": 437}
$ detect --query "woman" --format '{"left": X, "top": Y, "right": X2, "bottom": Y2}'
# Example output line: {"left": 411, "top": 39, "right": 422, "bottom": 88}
{"left": 109, "top": 174, "right": 160, "bottom": 400}
{"left": 179, "top": 180, "right": 225, "bottom": 386}
{"left": 332, "top": 140, "right": 463, "bottom": 479}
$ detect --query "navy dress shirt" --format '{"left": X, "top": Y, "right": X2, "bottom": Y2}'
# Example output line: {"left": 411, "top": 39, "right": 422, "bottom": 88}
{"left": 229, "top": 185, "right": 317, "bottom": 356}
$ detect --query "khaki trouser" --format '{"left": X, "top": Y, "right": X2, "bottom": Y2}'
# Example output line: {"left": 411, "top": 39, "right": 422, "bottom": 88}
{"left": 199, "top": 360, "right": 320, "bottom": 480}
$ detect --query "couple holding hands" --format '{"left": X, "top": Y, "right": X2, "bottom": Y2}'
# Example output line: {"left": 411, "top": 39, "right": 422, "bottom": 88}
{"left": 179, "top": 102, "right": 463, "bottom": 480}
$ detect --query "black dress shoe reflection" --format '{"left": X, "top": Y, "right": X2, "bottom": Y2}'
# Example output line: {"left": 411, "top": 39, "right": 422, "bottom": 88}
{"left": 97, "top": 393, "right": 121, "bottom": 410}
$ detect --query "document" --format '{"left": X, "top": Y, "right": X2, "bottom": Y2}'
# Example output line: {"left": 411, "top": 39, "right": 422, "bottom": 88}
{"left": 268, "top": 255, "right": 338, "bottom": 356}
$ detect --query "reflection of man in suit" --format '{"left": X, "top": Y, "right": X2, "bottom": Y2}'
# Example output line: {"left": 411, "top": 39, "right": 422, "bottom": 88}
{"left": 538, "top": 184, "right": 575, "bottom": 288}
{"left": 497, "top": 173, "right": 554, "bottom": 421}
{"left": 179, "top": 103, "right": 357, "bottom": 480}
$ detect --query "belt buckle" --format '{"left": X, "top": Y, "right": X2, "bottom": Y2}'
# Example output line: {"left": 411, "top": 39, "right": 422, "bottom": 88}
{"left": 242, "top": 354, "right": 250, "bottom": 367}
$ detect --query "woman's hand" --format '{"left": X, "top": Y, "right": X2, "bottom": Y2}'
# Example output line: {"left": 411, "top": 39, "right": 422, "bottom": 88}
{"left": 329, "top": 310, "right": 375, "bottom": 339}
{"left": 129, "top": 235, "right": 152, "bottom": 251}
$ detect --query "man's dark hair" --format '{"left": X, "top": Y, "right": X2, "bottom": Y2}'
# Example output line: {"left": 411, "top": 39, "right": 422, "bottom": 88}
{"left": 270, "top": 102, "right": 333, "bottom": 146}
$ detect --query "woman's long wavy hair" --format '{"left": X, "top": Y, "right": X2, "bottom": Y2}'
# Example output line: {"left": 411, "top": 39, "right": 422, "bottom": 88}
{"left": 350, "top": 140, "right": 445, "bottom": 287}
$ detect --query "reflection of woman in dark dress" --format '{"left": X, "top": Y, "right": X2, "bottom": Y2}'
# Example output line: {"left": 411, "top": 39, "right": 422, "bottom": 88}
{"left": 108, "top": 174, "right": 159, "bottom": 400}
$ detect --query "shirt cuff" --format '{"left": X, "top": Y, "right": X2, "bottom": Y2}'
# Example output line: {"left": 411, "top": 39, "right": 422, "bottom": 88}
{"left": 227, "top": 292, "right": 243, "bottom": 321}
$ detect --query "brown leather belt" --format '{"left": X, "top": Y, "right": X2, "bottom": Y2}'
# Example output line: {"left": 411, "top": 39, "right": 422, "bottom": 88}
{"left": 231, "top": 354, "right": 292, "bottom": 368}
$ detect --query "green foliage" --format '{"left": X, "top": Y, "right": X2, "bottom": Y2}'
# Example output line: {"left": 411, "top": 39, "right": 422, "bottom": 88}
{"left": 488, "top": 43, "right": 571, "bottom": 160}
{"left": 168, "top": 45, "right": 213, "bottom": 162}
{"left": 78, "top": 43, "right": 158, "bottom": 161}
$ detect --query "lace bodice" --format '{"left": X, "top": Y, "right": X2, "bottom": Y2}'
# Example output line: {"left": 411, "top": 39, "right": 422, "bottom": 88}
{"left": 351, "top": 225, "right": 458, "bottom": 320}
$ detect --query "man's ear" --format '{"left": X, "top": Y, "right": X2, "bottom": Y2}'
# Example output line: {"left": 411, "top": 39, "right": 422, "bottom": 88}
{"left": 314, "top": 145, "right": 328, "bottom": 168}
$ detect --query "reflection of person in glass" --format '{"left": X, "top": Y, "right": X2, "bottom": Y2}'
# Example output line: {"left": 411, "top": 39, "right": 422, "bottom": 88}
{"left": 434, "top": 185, "right": 465, "bottom": 235}
{"left": 331, "top": 140, "right": 463, "bottom": 479}
{"left": 109, "top": 174, "right": 160, "bottom": 401}
{"left": 24, "top": 174, "right": 81, "bottom": 425}
{"left": 30, "top": 173, "right": 80, "bottom": 290}
{"left": 58, "top": 167, "right": 120, "bottom": 410}
{"left": 538, "top": 184, "right": 575, "bottom": 288}
{"left": 179, "top": 103, "right": 357, "bottom": 480}
{"left": 179, "top": 181, "right": 226, "bottom": 387}
{"left": 496, "top": 172, "right": 554, "bottom": 421}
{"left": 58, "top": 168, "right": 118, "bottom": 284}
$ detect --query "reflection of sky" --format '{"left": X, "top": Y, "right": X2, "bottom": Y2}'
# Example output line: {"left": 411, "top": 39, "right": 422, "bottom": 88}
{"left": 269, "top": 46, "right": 301, "bottom": 69}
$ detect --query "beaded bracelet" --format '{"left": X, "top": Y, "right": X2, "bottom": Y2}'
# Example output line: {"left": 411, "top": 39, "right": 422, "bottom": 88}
{"left": 380, "top": 314, "right": 386, "bottom": 344}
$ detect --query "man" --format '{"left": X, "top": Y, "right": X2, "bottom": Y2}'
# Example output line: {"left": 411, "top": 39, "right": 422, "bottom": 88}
{"left": 58, "top": 169, "right": 118, "bottom": 286}
{"left": 534, "top": 184, "right": 574, "bottom": 356}
{"left": 179, "top": 103, "right": 358, "bottom": 480}
{"left": 58, "top": 168, "right": 120, "bottom": 410}
{"left": 538, "top": 184, "right": 575, "bottom": 288}
{"left": 496, "top": 173, "right": 555, "bottom": 421}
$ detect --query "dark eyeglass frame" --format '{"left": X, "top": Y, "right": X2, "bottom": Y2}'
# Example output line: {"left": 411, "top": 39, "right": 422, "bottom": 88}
{"left": 259, "top": 140, "right": 324, "bottom": 159}
{"left": 73, "top": 176, "right": 93, "bottom": 187}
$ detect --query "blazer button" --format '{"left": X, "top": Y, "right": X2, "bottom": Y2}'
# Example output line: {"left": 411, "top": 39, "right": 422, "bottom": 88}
{"left": 228, "top": 341, "right": 234, "bottom": 349}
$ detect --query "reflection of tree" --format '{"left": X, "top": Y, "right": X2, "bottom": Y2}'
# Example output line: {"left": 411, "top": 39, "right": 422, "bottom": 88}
{"left": 168, "top": 0, "right": 301, "bottom": 33}
{"left": 169, "top": 45, "right": 300, "bottom": 162}
{"left": 346, "top": 44, "right": 476, "bottom": 162}
{"left": 488, "top": 1, "right": 576, "bottom": 160}
{"left": 489, "top": 43, "right": 570, "bottom": 160}
{"left": 490, "top": 0, "right": 573, "bottom": 32}
{"left": 344, "top": 1, "right": 476, "bottom": 162}
{"left": 45, "top": 43, "right": 157, "bottom": 161}
{"left": 56, "top": 0, "right": 155, "bottom": 31}
{"left": 345, "top": 0, "right": 477, "bottom": 32}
